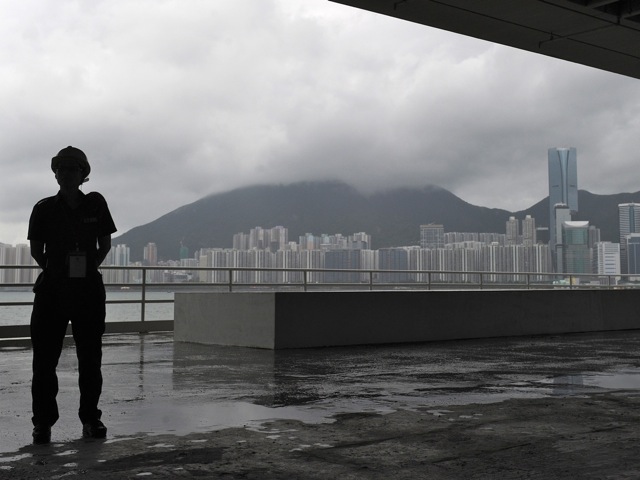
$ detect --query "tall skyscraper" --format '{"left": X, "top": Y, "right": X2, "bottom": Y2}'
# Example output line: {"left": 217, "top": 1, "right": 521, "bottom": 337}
{"left": 618, "top": 203, "right": 640, "bottom": 274}
{"left": 548, "top": 147, "right": 578, "bottom": 272}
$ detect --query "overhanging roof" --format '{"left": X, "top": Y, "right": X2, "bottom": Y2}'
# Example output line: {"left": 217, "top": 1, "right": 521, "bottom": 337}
{"left": 330, "top": 0, "right": 640, "bottom": 80}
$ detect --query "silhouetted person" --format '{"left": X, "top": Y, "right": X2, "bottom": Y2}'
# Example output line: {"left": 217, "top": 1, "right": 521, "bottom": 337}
{"left": 29, "top": 146, "right": 116, "bottom": 445}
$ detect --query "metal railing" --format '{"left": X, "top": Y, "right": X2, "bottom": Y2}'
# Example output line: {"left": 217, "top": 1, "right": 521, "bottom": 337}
{"left": 1, "top": 264, "right": 638, "bottom": 339}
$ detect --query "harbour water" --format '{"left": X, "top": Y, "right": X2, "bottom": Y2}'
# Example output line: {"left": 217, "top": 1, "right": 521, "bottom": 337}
{"left": 0, "top": 290, "right": 174, "bottom": 326}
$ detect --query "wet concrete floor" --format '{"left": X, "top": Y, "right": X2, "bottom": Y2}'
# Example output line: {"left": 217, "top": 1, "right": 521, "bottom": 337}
{"left": 1, "top": 330, "right": 639, "bottom": 478}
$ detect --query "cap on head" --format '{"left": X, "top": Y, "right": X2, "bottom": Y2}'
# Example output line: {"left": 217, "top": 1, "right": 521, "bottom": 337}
{"left": 51, "top": 146, "right": 91, "bottom": 179}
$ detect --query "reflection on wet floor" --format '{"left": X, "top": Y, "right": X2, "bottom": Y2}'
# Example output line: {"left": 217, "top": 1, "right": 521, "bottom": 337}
{"left": 545, "top": 368, "right": 640, "bottom": 392}
{"left": 1, "top": 330, "right": 639, "bottom": 455}
{"left": 170, "top": 333, "right": 640, "bottom": 409}
{"left": 584, "top": 369, "right": 640, "bottom": 389}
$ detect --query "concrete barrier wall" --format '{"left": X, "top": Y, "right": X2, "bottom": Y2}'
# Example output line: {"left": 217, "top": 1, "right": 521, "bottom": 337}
{"left": 174, "top": 290, "right": 640, "bottom": 349}
{"left": 175, "top": 292, "right": 276, "bottom": 348}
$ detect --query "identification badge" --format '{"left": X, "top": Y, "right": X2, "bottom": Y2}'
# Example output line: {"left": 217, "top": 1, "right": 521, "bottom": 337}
{"left": 68, "top": 252, "right": 87, "bottom": 278}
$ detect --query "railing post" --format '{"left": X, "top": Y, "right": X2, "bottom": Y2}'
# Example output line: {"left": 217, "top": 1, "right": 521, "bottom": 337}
{"left": 228, "top": 268, "right": 233, "bottom": 292}
{"left": 369, "top": 270, "right": 373, "bottom": 291}
{"left": 141, "top": 266, "right": 146, "bottom": 323}
{"left": 303, "top": 269, "right": 308, "bottom": 292}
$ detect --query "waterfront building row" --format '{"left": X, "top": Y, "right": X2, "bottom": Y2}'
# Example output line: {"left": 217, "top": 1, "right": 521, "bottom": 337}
{"left": 233, "top": 227, "right": 373, "bottom": 252}
{"left": 0, "top": 237, "right": 629, "bottom": 287}
{"left": 197, "top": 244, "right": 555, "bottom": 285}
{"left": 0, "top": 243, "right": 39, "bottom": 284}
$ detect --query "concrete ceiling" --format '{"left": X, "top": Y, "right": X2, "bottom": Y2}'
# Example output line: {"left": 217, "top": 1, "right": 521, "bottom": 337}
{"left": 329, "top": 0, "right": 640, "bottom": 80}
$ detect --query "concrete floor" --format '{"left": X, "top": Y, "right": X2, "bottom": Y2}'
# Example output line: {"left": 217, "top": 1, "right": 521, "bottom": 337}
{"left": 1, "top": 330, "right": 640, "bottom": 478}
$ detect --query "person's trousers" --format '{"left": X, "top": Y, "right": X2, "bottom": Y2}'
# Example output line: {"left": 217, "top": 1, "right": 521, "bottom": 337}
{"left": 30, "top": 274, "right": 106, "bottom": 427}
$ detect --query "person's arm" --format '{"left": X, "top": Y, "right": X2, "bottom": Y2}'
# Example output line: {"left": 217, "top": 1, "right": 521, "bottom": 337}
{"left": 30, "top": 240, "right": 47, "bottom": 269}
{"left": 96, "top": 235, "right": 111, "bottom": 267}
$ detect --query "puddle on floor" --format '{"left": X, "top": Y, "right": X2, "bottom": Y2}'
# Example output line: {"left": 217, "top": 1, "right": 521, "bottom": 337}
{"left": 0, "top": 453, "right": 32, "bottom": 463}
{"left": 581, "top": 369, "right": 640, "bottom": 390}
{"left": 544, "top": 368, "right": 640, "bottom": 391}
{"left": 108, "top": 400, "right": 337, "bottom": 438}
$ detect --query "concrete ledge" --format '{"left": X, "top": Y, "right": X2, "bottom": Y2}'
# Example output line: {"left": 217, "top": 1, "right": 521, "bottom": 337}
{"left": 174, "top": 290, "right": 640, "bottom": 349}
{"left": 0, "top": 321, "right": 173, "bottom": 344}
{"left": 105, "top": 320, "right": 173, "bottom": 334}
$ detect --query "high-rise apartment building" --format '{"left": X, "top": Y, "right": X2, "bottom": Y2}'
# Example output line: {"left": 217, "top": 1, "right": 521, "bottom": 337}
{"left": 105, "top": 244, "right": 131, "bottom": 284}
{"left": 522, "top": 215, "right": 536, "bottom": 246}
{"left": 626, "top": 234, "right": 640, "bottom": 276}
{"left": 268, "top": 226, "right": 288, "bottom": 252}
{"left": 506, "top": 217, "right": 519, "bottom": 245}
{"left": 588, "top": 225, "right": 601, "bottom": 248}
{"left": 378, "top": 247, "right": 410, "bottom": 283}
{"left": 478, "top": 233, "right": 507, "bottom": 245}
{"left": 248, "top": 227, "right": 266, "bottom": 250}
{"left": 350, "top": 232, "right": 372, "bottom": 250}
{"left": 593, "top": 241, "right": 620, "bottom": 277}
{"left": 243, "top": 226, "right": 289, "bottom": 252}
{"left": 143, "top": 242, "right": 158, "bottom": 266}
{"left": 299, "top": 233, "right": 320, "bottom": 251}
{"left": 143, "top": 242, "right": 162, "bottom": 282}
{"left": 618, "top": 203, "right": 640, "bottom": 274}
{"left": 420, "top": 224, "right": 444, "bottom": 249}
{"left": 15, "top": 244, "right": 34, "bottom": 283}
{"left": 554, "top": 204, "right": 572, "bottom": 273}
{"left": 548, "top": 147, "right": 578, "bottom": 272}
{"left": 325, "top": 249, "right": 364, "bottom": 283}
{"left": 0, "top": 243, "right": 38, "bottom": 284}
{"left": 233, "top": 232, "right": 250, "bottom": 250}
{"left": 0, "top": 243, "right": 13, "bottom": 283}
{"left": 562, "top": 221, "right": 591, "bottom": 274}
{"left": 444, "top": 232, "right": 479, "bottom": 244}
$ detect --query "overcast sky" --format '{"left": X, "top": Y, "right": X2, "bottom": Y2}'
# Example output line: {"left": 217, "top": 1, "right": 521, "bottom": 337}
{"left": 2, "top": 0, "right": 640, "bottom": 245}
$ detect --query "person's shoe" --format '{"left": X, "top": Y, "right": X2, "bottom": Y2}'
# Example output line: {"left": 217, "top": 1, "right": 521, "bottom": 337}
{"left": 32, "top": 425, "right": 51, "bottom": 445}
{"left": 82, "top": 420, "right": 107, "bottom": 439}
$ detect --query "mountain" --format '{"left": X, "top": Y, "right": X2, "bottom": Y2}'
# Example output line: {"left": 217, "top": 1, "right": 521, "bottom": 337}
{"left": 113, "top": 181, "right": 640, "bottom": 262}
{"left": 515, "top": 190, "right": 640, "bottom": 240}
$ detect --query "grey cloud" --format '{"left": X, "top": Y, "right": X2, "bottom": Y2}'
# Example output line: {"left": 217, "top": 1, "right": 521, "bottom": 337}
{"left": 1, "top": 0, "right": 639, "bottom": 245}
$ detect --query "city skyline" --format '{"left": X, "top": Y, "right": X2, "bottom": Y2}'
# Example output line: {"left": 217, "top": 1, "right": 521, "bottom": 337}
{"left": 3, "top": 207, "right": 633, "bottom": 286}
{"left": 0, "top": 144, "right": 635, "bottom": 282}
